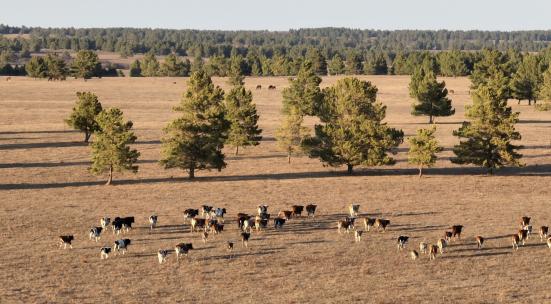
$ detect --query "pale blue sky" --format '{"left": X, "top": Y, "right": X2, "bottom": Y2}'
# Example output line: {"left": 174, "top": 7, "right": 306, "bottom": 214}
{"left": 2, "top": 0, "right": 550, "bottom": 31}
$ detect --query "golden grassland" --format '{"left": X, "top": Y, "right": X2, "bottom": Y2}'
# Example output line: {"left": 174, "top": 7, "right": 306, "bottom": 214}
{"left": 1, "top": 75, "right": 551, "bottom": 303}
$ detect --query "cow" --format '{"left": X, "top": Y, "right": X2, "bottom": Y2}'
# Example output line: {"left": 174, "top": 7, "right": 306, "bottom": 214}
{"left": 512, "top": 234, "right": 520, "bottom": 250}
{"left": 190, "top": 218, "right": 206, "bottom": 233}
{"left": 157, "top": 249, "right": 169, "bottom": 264}
{"left": 237, "top": 213, "right": 251, "bottom": 230}
{"left": 100, "top": 217, "right": 111, "bottom": 229}
{"left": 274, "top": 218, "right": 286, "bottom": 229}
{"left": 305, "top": 204, "right": 317, "bottom": 218}
{"left": 213, "top": 223, "right": 225, "bottom": 234}
{"left": 255, "top": 216, "right": 268, "bottom": 231}
{"left": 437, "top": 238, "right": 447, "bottom": 254}
{"left": 100, "top": 247, "right": 112, "bottom": 259}
{"left": 444, "top": 231, "right": 453, "bottom": 243}
{"left": 227, "top": 241, "right": 234, "bottom": 252}
{"left": 525, "top": 225, "right": 533, "bottom": 239}
{"left": 214, "top": 208, "right": 227, "bottom": 221}
{"left": 355, "top": 230, "right": 363, "bottom": 243}
{"left": 89, "top": 227, "right": 103, "bottom": 242}
{"left": 337, "top": 217, "right": 356, "bottom": 234}
{"left": 202, "top": 231, "right": 209, "bottom": 243}
{"left": 241, "top": 232, "right": 251, "bottom": 248}
{"left": 547, "top": 237, "right": 551, "bottom": 249}
{"left": 113, "top": 217, "right": 134, "bottom": 233}
{"left": 363, "top": 218, "right": 376, "bottom": 232}
{"left": 201, "top": 205, "right": 213, "bottom": 218}
{"left": 175, "top": 243, "right": 193, "bottom": 261}
{"left": 349, "top": 204, "right": 360, "bottom": 217}
{"left": 184, "top": 209, "right": 199, "bottom": 222}
{"left": 59, "top": 235, "right": 74, "bottom": 249}
{"left": 518, "top": 229, "right": 528, "bottom": 245}
{"left": 451, "top": 225, "right": 463, "bottom": 240}
{"left": 257, "top": 205, "right": 268, "bottom": 216}
{"left": 375, "top": 219, "right": 390, "bottom": 232}
{"left": 268, "top": 85, "right": 276, "bottom": 90}
{"left": 149, "top": 215, "right": 158, "bottom": 230}
{"left": 278, "top": 210, "right": 293, "bottom": 220}
{"left": 113, "top": 239, "right": 131, "bottom": 255}
{"left": 429, "top": 245, "right": 438, "bottom": 260}
{"left": 520, "top": 216, "right": 531, "bottom": 229}
{"left": 540, "top": 226, "right": 549, "bottom": 242}
{"left": 291, "top": 205, "right": 304, "bottom": 217}
{"left": 112, "top": 220, "right": 123, "bottom": 235}
{"left": 256, "top": 85, "right": 262, "bottom": 90}
{"left": 409, "top": 250, "right": 419, "bottom": 260}
{"left": 397, "top": 236, "right": 409, "bottom": 250}
{"left": 476, "top": 236, "right": 484, "bottom": 249}
{"left": 419, "top": 242, "right": 428, "bottom": 254}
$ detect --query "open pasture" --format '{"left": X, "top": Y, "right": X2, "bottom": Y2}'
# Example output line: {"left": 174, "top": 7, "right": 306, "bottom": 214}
{"left": 1, "top": 76, "right": 551, "bottom": 303}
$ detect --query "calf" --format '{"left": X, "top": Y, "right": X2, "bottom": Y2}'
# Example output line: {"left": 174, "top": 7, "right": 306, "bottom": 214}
{"left": 437, "top": 238, "right": 447, "bottom": 254}
{"left": 355, "top": 230, "right": 363, "bottom": 243}
{"left": 409, "top": 250, "right": 419, "bottom": 260}
{"left": 349, "top": 204, "right": 360, "bottom": 217}
{"left": 113, "top": 239, "right": 131, "bottom": 255}
{"left": 363, "top": 217, "right": 376, "bottom": 232}
{"left": 112, "top": 221, "right": 123, "bottom": 235}
{"left": 227, "top": 241, "right": 234, "bottom": 252}
{"left": 202, "top": 231, "right": 209, "bottom": 243}
{"left": 201, "top": 205, "right": 213, "bottom": 218}
{"left": 157, "top": 249, "right": 169, "bottom": 264}
{"left": 525, "top": 225, "right": 533, "bottom": 239}
{"left": 100, "top": 217, "right": 111, "bottom": 229}
{"left": 278, "top": 210, "right": 293, "bottom": 220}
{"left": 100, "top": 247, "right": 112, "bottom": 259}
{"left": 149, "top": 215, "right": 158, "bottom": 230}
{"left": 540, "top": 226, "right": 549, "bottom": 242}
{"left": 291, "top": 205, "right": 304, "bottom": 217}
{"left": 419, "top": 242, "right": 428, "bottom": 254}
{"left": 255, "top": 216, "right": 268, "bottom": 231}
{"left": 257, "top": 205, "right": 268, "bottom": 216}
{"left": 305, "top": 204, "right": 317, "bottom": 218}
{"left": 520, "top": 216, "right": 531, "bottom": 229}
{"left": 175, "top": 243, "right": 193, "bottom": 261}
{"left": 512, "top": 234, "right": 520, "bottom": 250}
{"left": 476, "top": 236, "right": 484, "bottom": 249}
{"left": 429, "top": 245, "right": 438, "bottom": 260}
{"left": 444, "top": 231, "right": 453, "bottom": 243}
{"left": 89, "top": 227, "right": 103, "bottom": 242}
{"left": 241, "top": 232, "right": 251, "bottom": 248}
{"left": 274, "top": 218, "right": 286, "bottom": 229}
{"left": 518, "top": 229, "right": 528, "bottom": 245}
{"left": 451, "top": 225, "right": 463, "bottom": 240}
{"left": 237, "top": 213, "right": 251, "bottom": 230}
{"left": 183, "top": 209, "right": 199, "bottom": 222}
{"left": 190, "top": 218, "right": 206, "bottom": 233}
{"left": 397, "top": 236, "right": 409, "bottom": 250}
{"left": 337, "top": 218, "right": 355, "bottom": 234}
{"left": 375, "top": 219, "right": 390, "bottom": 232}
{"left": 213, "top": 223, "right": 224, "bottom": 234}
{"left": 59, "top": 235, "right": 74, "bottom": 249}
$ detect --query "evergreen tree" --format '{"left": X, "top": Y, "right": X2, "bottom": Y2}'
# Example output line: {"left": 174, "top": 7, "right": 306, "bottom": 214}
{"left": 511, "top": 54, "right": 542, "bottom": 105}
{"left": 160, "top": 70, "right": 229, "bottom": 179}
{"left": 191, "top": 54, "right": 204, "bottom": 74}
{"left": 409, "top": 57, "right": 437, "bottom": 99}
{"left": 452, "top": 71, "right": 522, "bottom": 174}
{"left": 363, "top": 52, "right": 388, "bottom": 75}
{"left": 227, "top": 55, "right": 247, "bottom": 86}
{"left": 90, "top": 108, "right": 139, "bottom": 185}
{"left": 282, "top": 61, "right": 323, "bottom": 116}
{"left": 44, "top": 53, "right": 68, "bottom": 80}
{"left": 437, "top": 50, "right": 469, "bottom": 77}
{"left": 407, "top": 126, "right": 442, "bottom": 177}
{"left": 225, "top": 76, "right": 262, "bottom": 155}
{"left": 25, "top": 56, "right": 47, "bottom": 78}
{"left": 345, "top": 51, "right": 363, "bottom": 75}
{"left": 536, "top": 66, "right": 551, "bottom": 111}
{"left": 72, "top": 50, "right": 100, "bottom": 79}
{"left": 470, "top": 49, "right": 511, "bottom": 96}
{"left": 328, "top": 53, "right": 345, "bottom": 75}
{"left": 276, "top": 107, "right": 309, "bottom": 163}
{"left": 411, "top": 72, "right": 455, "bottom": 123}
{"left": 303, "top": 78, "right": 404, "bottom": 174}
{"left": 305, "top": 47, "right": 328, "bottom": 75}
{"left": 129, "top": 59, "right": 142, "bottom": 77}
{"left": 160, "top": 53, "right": 190, "bottom": 76}
{"left": 140, "top": 52, "right": 160, "bottom": 76}
{"left": 65, "top": 92, "right": 103, "bottom": 142}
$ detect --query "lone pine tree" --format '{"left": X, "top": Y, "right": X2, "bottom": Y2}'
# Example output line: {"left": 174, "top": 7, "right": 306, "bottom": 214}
{"left": 411, "top": 72, "right": 455, "bottom": 123}
{"left": 90, "top": 108, "right": 139, "bottom": 185}
{"left": 160, "top": 70, "right": 229, "bottom": 178}
{"left": 65, "top": 92, "right": 103, "bottom": 143}
{"left": 407, "top": 126, "right": 442, "bottom": 177}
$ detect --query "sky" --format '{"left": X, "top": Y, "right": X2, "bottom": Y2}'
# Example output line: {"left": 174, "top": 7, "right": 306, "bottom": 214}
{"left": 2, "top": 0, "right": 551, "bottom": 31}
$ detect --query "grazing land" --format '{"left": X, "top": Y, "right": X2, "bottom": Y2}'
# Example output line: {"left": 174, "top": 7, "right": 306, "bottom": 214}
{"left": 1, "top": 76, "right": 551, "bottom": 303}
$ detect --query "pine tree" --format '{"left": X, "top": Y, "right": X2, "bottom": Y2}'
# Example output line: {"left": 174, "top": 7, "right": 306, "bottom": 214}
{"left": 160, "top": 54, "right": 190, "bottom": 76}
{"left": 25, "top": 56, "right": 48, "bottom": 78}
{"left": 470, "top": 49, "right": 511, "bottom": 96}
{"left": 536, "top": 66, "right": 551, "bottom": 111}
{"left": 363, "top": 52, "right": 388, "bottom": 75}
{"left": 276, "top": 107, "right": 309, "bottom": 163}
{"left": 411, "top": 72, "right": 455, "bottom": 123}
{"left": 409, "top": 57, "right": 437, "bottom": 99}
{"left": 303, "top": 78, "right": 404, "bottom": 174}
{"left": 72, "top": 50, "right": 100, "bottom": 79}
{"left": 90, "top": 108, "right": 140, "bottom": 185}
{"left": 140, "top": 52, "right": 160, "bottom": 77}
{"left": 65, "top": 92, "right": 103, "bottom": 142}
{"left": 511, "top": 54, "right": 542, "bottom": 105}
{"left": 328, "top": 54, "right": 345, "bottom": 75}
{"left": 452, "top": 70, "right": 522, "bottom": 174}
{"left": 191, "top": 54, "right": 204, "bottom": 74}
{"left": 282, "top": 61, "right": 323, "bottom": 116}
{"left": 305, "top": 48, "right": 327, "bottom": 75}
{"left": 160, "top": 70, "right": 229, "bottom": 179}
{"left": 44, "top": 53, "right": 68, "bottom": 80}
{"left": 225, "top": 76, "right": 262, "bottom": 155}
{"left": 407, "top": 127, "right": 442, "bottom": 177}
{"left": 129, "top": 60, "right": 142, "bottom": 77}
{"left": 345, "top": 51, "right": 363, "bottom": 75}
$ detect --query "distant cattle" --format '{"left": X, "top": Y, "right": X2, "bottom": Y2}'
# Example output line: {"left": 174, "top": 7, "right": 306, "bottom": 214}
{"left": 540, "top": 226, "right": 549, "bottom": 242}
{"left": 520, "top": 216, "right": 531, "bottom": 229}
{"left": 429, "top": 245, "right": 438, "bottom": 260}
{"left": 241, "top": 232, "right": 251, "bottom": 248}
{"left": 475, "top": 236, "right": 484, "bottom": 249}
{"left": 363, "top": 218, "right": 376, "bottom": 231}
{"left": 397, "top": 236, "right": 409, "bottom": 250}
{"left": 184, "top": 209, "right": 199, "bottom": 222}
{"left": 305, "top": 204, "right": 317, "bottom": 218}
{"left": 437, "top": 238, "right": 447, "bottom": 254}
{"left": 157, "top": 249, "right": 169, "bottom": 264}
{"left": 89, "top": 227, "right": 103, "bottom": 242}
{"left": 191, "top": 218, "right": 206, "bottom": 233}
{"left": 512, "top": 234, "right": 520, "bottom": 250}
{"left": 113, "top": 239, "right": 131, "bottom": 255}
{"left": 375, "top": 219, "right": 390, "bottom": 232}
{"left": 100, "top": 247, "right": 112, "bottom": 259}
{"left": 175, "top": 243, "right": 193, "bottom": 260}
{"left": 278, "top": 210, "right": 293, "bottom": 220}
{"left": 256, "top": 85, "right": 262, "bottom": 90}
{"left": 409, "top": 250, "right": 419, "bottom": 260}
{"left": 257, "top": 205, "right": 268, "bottom": 215}
{"left": 349, "top": 204, "right": 360, "bottom": 217}
{"left": 355, "top": 230, "right": 363, "bottom": 243}
{"left": 451, "top": 225, "right": 463, "bottom": 240}
{"left": 291, "top": 205, "right": 304, "bottom": 217}
{"left": 149, "top": 215, "right": 158, "bottom": 230}
{"left": 100, "top": 217, "right": 111, "bottom": 229}
{"left": 419, "top": 242, "right": 428, "bottom": 255}
{"left": 59, "top": 235, "right": 74, "bottom": 249}
{"left": 268, "top": 85, "right": 276, "bottom": 90}
{"left": 274, "top": 217, "right": 286, "bottom": 229}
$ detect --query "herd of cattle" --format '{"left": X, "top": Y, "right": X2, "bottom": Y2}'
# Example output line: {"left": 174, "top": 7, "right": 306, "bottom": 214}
{"left": 57, "top": 204, "right": 551, "bottom": 264}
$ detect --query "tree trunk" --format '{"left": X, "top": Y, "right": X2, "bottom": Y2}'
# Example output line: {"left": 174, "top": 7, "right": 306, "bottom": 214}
{"left": 429, "top": 115, "right": 433, "bottom": 124}
{"left": 518, "top": 99, "right": 521, "bottom": 105}
{"left": 189, "top": 166, "right": 195, "bottom": 179}
{"left": 347, "top": 164, "right": 353, "bottom": 174}
{"left": 235, "top": 146, "right": 239, "bottom": 156}
{"left": 84, "top": 131, "right": 91, "bottom": 143}
{"left": 528, "top": 99, "right": 532, "bottom": 106}
{"left": 105, "top": 165, "right": 113, "bottom": 185}
{"left": 418, "top": 165, "right": 423, "bottom": 178}
{"left": 287, "top": 152, "right": 291, "bottom": 164}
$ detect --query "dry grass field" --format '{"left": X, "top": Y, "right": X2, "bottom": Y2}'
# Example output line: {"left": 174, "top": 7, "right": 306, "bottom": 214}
{"left": 1, "top": 75, "right": 551, "bottom": 303}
